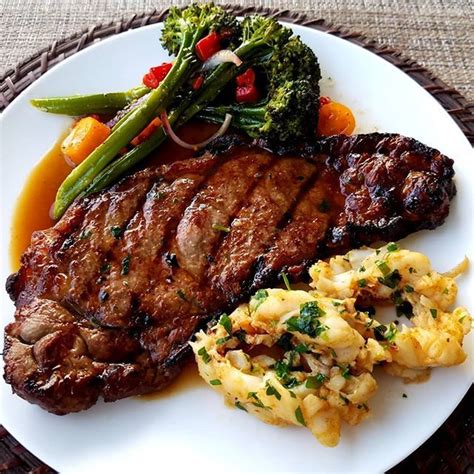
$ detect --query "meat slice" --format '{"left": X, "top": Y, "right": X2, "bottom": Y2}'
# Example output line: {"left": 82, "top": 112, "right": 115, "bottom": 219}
{"left": 208, "top": 157, "right": 317, "bottom": 298}
{"left": 4, "top": 133, "right": 456, "bottom": 414}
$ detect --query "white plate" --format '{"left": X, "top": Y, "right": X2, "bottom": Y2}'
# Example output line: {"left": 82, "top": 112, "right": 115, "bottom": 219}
{"left": 1, "top": 21, "right": 473, "bottom": 474}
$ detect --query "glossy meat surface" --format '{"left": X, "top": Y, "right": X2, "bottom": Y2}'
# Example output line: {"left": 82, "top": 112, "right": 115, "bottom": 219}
{"left": 4, "top": 133, "right": 455, "bottom": 414}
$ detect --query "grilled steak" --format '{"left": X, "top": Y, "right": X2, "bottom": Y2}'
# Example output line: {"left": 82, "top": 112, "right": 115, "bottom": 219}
{"left": 4, "top": 133, "right": 455, "bottom": 414}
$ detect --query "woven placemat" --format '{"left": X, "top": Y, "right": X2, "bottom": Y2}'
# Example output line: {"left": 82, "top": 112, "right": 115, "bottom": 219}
{"left": 0, "top": 6, "right": 473, "bottom": 473}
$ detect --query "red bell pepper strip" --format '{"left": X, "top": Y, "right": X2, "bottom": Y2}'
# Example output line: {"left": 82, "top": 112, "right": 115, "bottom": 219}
{"left": 236, "top": 68, "right": 256, "bottom": 87}
{"left": 142, "top": 62, "right": 173, "bottom": 89}
{"left": 195, "top": 32, "right": 221, "bottom": 61}
{"left": 236, "top": 84, "right": 259, "bottom": 103}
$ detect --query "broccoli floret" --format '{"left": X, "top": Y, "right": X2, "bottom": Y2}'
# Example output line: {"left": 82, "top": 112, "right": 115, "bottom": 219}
{"left": 172, "top": 14, "right": 293, "bottom": 127}
{"left": 198, "top": 79, "right": 318, "bottom": 148}
{"left": 161, "top": 3, "right": 241, "bottom": 57}
{"left": 257, "top": 79, "right": 319, "bottom": 144}
{"left": 266, "top": 36, "right": 321, "bottom": 90}
{"left": 197, "top": 23, "right": 321, "bottom": 149}
{"left": 240, "top": 15, "right": 292, "bottom": 50}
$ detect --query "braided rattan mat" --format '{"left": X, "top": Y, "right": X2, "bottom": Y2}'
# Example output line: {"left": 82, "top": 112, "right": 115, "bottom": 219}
{"left": 0, "top": 6, "right": 473, "bottom": 473}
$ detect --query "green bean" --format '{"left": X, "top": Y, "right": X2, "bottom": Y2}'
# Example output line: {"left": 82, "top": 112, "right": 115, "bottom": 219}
{"left": 30, "top": 86, "right": 150, "bottom": 116}
{"left": 84, "top": 64, "right": 242, "bottom": 194}
{"left": 86, "top": 128, "right": 168, "bottom": 194}
{"left": 52, "top": 48, "right": 193, "bottom": 219}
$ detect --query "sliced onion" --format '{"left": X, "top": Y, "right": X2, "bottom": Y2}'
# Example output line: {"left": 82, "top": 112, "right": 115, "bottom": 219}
{"left": 202, "top": 50, "right": 242, "bottom": 71}
{"left": 49, "top": 202, "right": 57, "bottom": 220}
{"left": 160, "top": 111, "right": 232, "bottom": 151}
{"left": 64, "top": 154, "right": 77, "bottom": 169}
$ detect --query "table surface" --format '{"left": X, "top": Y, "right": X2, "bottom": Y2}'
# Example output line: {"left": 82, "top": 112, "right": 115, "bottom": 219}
{"left": 1, "top": 0, "right": 473, "bottom": 102}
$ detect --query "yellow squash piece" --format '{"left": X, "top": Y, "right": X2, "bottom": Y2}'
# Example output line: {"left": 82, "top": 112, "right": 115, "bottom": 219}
{"left": 61, "top": 116, "right": 111, "bottom": 166}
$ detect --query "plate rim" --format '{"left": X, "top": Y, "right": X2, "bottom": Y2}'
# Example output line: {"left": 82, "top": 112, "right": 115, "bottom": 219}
{"left": 0, "top": 12, "right": 473, "bottom": 474}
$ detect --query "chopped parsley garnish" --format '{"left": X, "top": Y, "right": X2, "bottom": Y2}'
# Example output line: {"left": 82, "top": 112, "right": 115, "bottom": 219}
{"left": 265, "top": 383, "right": 281, "bottom": 400}
{"left": 164, "top": 252, "right": 179, "bottom": 267}
{"left": 357, "top": 403, "right": 369, "bottom": 410}
{"left": 289, "top": 390, "right": 297, "bottom": 398}
{"left": 100, "top": 262, "right": 111, "bottom": 273}
{"left": 387, "top": 243, "right": 399, "bottom": 252}
{"left": 443, "top": 287, "right": 449, "bottom": 295}
{"left": 218, "top": 313, "right": 232, "bottom": 335}
{"left": 339, "top": 394, "right": 349, "bottom": 405}
{"left": 235, "top": 401, "right": 247, "bottom": 411}
{"left": 176, "top": 289, "right": 189, "bottom": 302}
{"left": 233, "top": 329, "right": 247, "bottom": 343}
{"left": 281, "top": 272, "right": 292, "bottom": 291}
{"left": 365, "top": 318, "right": 375, "bottom": 329}
{"left": 110, "top": 226, "right": 123, "bottom": 239}
{"left": 374, "top": 323, "right": 398, "bottom": 342}
{"left": 294, "top": 343, "right": 309, "bottom": 353}
{"left": 295, "top": 407, "right": 306, "bottom": 426}
{"left": 212, "top": 223, "right": 230, "bottom": 233}
{"left": 247, "top": 392, "right": 266, "bottom": 408}
{"left": 152, "top": 190, "right": 166, "bottom": 200}
{"left": 61, "top": 236, "right": 75, "bottom": 250}
{"left": 430, "top": 308, "right": 438, "bottom": 319}
{"left": 286, "top": 301, "right": 327, "bottom": 338}
{"left": 305, "top": 373, "right": 327, "bottom": 389}
{"left": 359, "top": 266, "right": 366, "bottom": 272}
{"left": 275, "top": 359, "right": 291, "bottom": 380}
{"left": 216, "top": 336, "right": 231, "bottom": 345}
{"left": 392, "top": 290, "right": 413, "bottom": 318}
{"left": 274, "top": 359, "right": 299, "bottom": 388}
{"left": 376, "top": 260, "right": 391, "bottom": 276}
{"left": 338, "top": 364, "right": 351, "bottom": 379}
{"left": 121, "top": 255, "right": 131, "bottom": 276}
{"left": 332, "top": 301, "right": 342, "bottom": 307}
{"left": 251, "top": 289, "right": 269, "bottom": 310}
{"left": 318, "top": 199, "right": 330, "bottom": 213}
{"left": 392, "top": 290, "right": 403, "bottom": 305}
{"left": 197, "top": 346, "right": 211, "bottom": 364}
{"left": 79, "top": 229, "right": 92, "bottom": 239}
{"left": 409, "top": 267, "right": 416, "bottom": 274}
{"left": 277, "top": 333, "right": 294, "bottom": 351}
{"left": 209, "top": 379, "right": 222, "bottom": 386}
{"left": 90, "top": 316, "right": 102, "bottom": 327}
{"left": 384, "top": 323, "right": 398, "bottom": 342}
{"left": 396, "top": 301, "right": 413, "bottom": 319}
{"left": 355, "top": 304, "right": 376, "bottom": 317}
{"left": 404, "top": 284, "right": 414, "bottom": 293}
{"left": 377, "top": 269, "right": 402, "bottom": 289}
{"left": 357, "top": 279, "right": 367, "bottom": 288}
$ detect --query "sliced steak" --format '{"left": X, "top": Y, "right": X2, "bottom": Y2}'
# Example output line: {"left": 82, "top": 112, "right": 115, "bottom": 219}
{"left": 4, "top": 133, "right": 456, "bottom": 414}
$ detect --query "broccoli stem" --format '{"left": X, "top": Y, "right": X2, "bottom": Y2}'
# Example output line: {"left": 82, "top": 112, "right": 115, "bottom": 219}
{"left": 197, "top": 103, "right": 265, "bottom": 136}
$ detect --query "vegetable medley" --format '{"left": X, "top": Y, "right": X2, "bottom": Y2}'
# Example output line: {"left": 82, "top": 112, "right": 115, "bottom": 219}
{"left": 191, "top": 244, "right": 471, "bottom": 446}
{"left": 31, "top": 3, "right": 355, "bottom": 219}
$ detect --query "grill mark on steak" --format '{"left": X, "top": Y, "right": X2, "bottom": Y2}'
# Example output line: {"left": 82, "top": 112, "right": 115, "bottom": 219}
{"left": 67, "top": 173, "right": 157, "bottom": 326}
{"left": 91, "top": 154, "right": 225, "bottom": 330}
{"left": 3, "top": 133, "right": 457, "bottom": 414}
{"left": 173, "top": 151, "right": 276, "bottom": 280}
{"left": 208, "top": 157, "right": 317, "bottom": 298}
{"left": 251, "top": 167, "right": 339, "bottom": 290}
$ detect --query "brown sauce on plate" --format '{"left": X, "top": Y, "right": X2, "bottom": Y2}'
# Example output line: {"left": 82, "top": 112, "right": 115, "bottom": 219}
{"left": 9, "top": 121, "right": 219, "bottom": 271}
{"left": 140, "top": 360, "right": 205, "bottom": 401}
{"left": 9, "top": 135, "right": 70, "bottom": 271}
